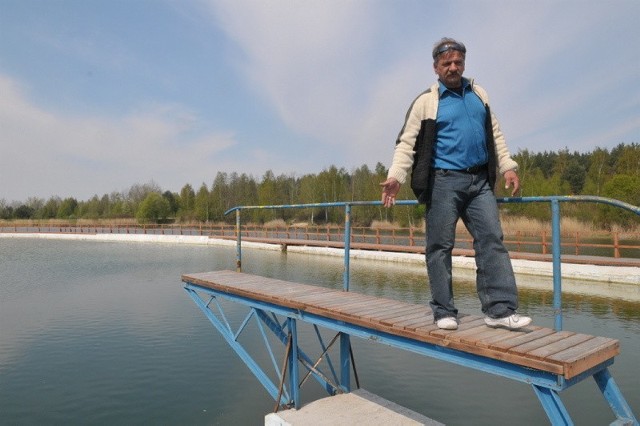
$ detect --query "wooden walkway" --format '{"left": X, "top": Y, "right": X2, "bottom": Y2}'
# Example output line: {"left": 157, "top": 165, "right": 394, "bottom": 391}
{"left": 215, "top": 236, "right": 640, "bottom": 267}
{"left": 182, "top": 270, "right": 619, "bottom": 380}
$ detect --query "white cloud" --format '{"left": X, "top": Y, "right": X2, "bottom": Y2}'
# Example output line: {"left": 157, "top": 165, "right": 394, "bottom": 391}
{"left": 205, "top": 1, "right": 378, "bottom": 141}
{"left": 203, "top": 0, "right": 639, "bottom": 170}
{"left": 0, "top": 75, "right": 237, "bottom": 201}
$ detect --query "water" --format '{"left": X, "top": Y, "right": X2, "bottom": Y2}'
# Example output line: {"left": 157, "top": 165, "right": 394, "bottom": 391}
{"left": 0, "top": 238, "right": 638, "bottom": 425}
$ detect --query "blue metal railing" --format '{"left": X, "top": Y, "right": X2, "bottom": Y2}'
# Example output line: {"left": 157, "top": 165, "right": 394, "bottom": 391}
{"left": 225, "top": 196, "right": 640, "bottom": 332}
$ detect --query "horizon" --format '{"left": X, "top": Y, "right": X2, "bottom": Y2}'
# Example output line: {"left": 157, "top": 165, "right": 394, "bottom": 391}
{"left": 1, "top": 142, "right": 639, "bottom": 205}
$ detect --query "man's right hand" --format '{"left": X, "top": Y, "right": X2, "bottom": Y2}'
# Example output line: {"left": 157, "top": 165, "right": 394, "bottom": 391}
{"left": 380, "top": 177, "right": 401, "bottom": 208}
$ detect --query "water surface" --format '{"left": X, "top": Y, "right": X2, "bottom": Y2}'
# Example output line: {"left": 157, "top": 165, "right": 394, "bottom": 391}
{"left": 0, "top": 238, "right": 637, "bottom": 425}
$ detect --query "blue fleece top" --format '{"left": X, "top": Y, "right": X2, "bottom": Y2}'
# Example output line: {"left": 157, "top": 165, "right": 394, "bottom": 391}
{"left": 432, "top": 78, "right": 488, "bottom": 170}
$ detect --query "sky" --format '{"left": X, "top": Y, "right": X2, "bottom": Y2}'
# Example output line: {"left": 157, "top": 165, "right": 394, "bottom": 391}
{"left": 1, "top": 0, "right": 639, "bottom": 203}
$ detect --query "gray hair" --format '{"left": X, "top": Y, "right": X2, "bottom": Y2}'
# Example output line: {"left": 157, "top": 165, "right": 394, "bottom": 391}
{"left": 432, "top": 38, "right": 467, "bottom": 62}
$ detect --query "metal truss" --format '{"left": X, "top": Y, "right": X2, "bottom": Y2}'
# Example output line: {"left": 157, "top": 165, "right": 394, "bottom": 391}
{"left": 184, "top": 283, "right": 357, "bottom": 411}
{"left": 184, "top": 281, "right": 638, "bottom": 425}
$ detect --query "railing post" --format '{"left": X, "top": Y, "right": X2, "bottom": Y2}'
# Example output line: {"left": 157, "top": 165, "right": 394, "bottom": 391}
{"left": 614, "top": 232, "right": 620, "bottom": 258}
{"left": 341, "top": 205, "right": 353, "bottom": 392}
{"left": 235, "top": 209, "right": 242, "bottom": 272}
{"left": 551, "top": 200, "right": 563, "bottom": 331}
{"left": 343, "top": 204, "right": 351, "bottom": 292}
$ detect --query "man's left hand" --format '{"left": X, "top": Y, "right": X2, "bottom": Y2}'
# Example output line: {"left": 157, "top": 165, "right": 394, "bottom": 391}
{"left": 504, "top": 170, "right": 520, "bottom": 196}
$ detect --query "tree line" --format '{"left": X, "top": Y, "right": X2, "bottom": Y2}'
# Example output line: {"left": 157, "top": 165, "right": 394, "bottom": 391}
{"left": 1, "top": 143, "right": 638, "bottom": 228}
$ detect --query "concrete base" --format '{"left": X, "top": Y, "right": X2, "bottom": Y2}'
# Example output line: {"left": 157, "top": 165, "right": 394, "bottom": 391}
{"left": 264, "top": 388, "right": 443, "bottom": 426}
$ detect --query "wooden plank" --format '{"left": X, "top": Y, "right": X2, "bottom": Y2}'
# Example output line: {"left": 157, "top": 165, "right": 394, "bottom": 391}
{"left": 302, "top": 292, "right": 374, "bottom": 309}
{"left": 369, "top": 303, "right": 420, "bottom": 319}
{"left": 183, "top": 271, "right": 620, "bottom": 378}
{"left": 336, "top": 299, "right": 406, "bottom": 317}
{"left": 327, "top": 297, "right": 395, "bottom": 314}
{"left": 548, "top": 336, "right": 620, "bottom": 379}
{"left": 507, "top": 331, "right": 575, "bottom": 355}
{"left": 549, "top": 336, "right": 619, "bottom": 363}
{"left": 375, "top": 306, "right": 425, "bottom": 325}
{"left": 429, "top": 317, "right": 486, "bottom": 339}
{"left": 324, "top": 297, "right": 389, "bottom": 313}
{"left": 295, "top": 290, "right": 376, "bottom": 306}
{"left": 258, "top": 285, "right": 334, "bottom": 300}
{"left": 305, "top": 299, "right": 397, "bottom": 324}
{"left": 292, "top": 291, "right": 356, "bottom": 306}
{"left": 481, "top": 327, "right": 553, "bottom": 350}
{"left": 396, "top": 323, "right": 566, "bottom": 375}
{"left": 449, "top": 325, "right": 513, "bottom": 344}
{"left": 526, "top": 334, "right": 595, "bottom": 360}
{"left": 392, "top": 314, "right": 433, "bottom": 330}
{"left": 185, "top": 272, "right": 310, "bottom": 305}
{"left": 384, "top": 310, "right": 430, "bottom": 327}
{"left": 441, "top": 322, "right": 492, "bottom": 342}
{"left": 442, "top": 339, "right": 565, "bottom": 375}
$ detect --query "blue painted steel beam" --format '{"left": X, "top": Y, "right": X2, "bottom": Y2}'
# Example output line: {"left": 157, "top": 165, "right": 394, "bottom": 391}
{"left": 186, "top": 280, "right": 640, "bottom": 424}
{"left": 340, "top": 332, "right": 351, "bottom": 393}
{"left": 235, "top": 210, "right": 242, "bottom": 271}
{"left": 223, "top": 196, "right": 640, "bottom": 327}
{"left": 184, "top": 287, "right": 289, "bottom": 405}
{"left": 188, "top": 284, "right": 341, "bottom": 397}
{"left": 593, "top": 368, "right": 639, "bottom": 425}
{"left": 184, "top": 281, "right": 579, "bottom": 391}
{"left": 343, "top": 203, "right": 351, "bottom": 292}
{"left": 312, "top": 325, "right": 340, "bottom": 386}
{"left": 294, "top": 306, "right": 569, "bottom": 390}
{"left": 532, "top": 385, "right": 573, "bottom": 426}
{"left": 255, "top": 309, "right": 339, "bottom": 396}
{"left": 223, "top": 195, "right": 640, "bottom": 216}
{"left": 214, "top": 196, "right": 639, "bottom": 424}
{"left": 288, "top": 318, "right": 301, "bottom": 409}
{"left": 551, "top": 199, "right": 563, "bottom": 331}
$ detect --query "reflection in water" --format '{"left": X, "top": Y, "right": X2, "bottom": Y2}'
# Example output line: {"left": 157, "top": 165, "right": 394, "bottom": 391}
{"left": 0, "top": 238, "right": 638, "bottom": 425}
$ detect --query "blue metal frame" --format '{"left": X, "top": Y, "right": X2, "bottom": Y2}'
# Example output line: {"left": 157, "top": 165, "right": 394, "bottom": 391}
{"left": 184, "top": 284, "right": 346, "bottom": 407}
{"left": 184, "top": 279, "right": 637, "bottom": 424}
{"left": 225, "top": 195, "right": 640, "bottom": 331}
{"left": 183, "top": 196, "right": 639, "bottom": 424}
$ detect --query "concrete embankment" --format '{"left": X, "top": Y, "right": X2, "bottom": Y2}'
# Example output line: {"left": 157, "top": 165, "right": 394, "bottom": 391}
{"left": 2, "top": 232, "right": 639, "bottom": 301}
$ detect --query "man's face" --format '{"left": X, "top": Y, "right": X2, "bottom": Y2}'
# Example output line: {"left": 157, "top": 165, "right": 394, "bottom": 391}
{"left": 434, "top": 50, "right": 465, "bottom": 89}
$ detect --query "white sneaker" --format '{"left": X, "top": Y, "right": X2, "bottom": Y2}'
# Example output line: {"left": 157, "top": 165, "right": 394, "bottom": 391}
{"left": 484, "top": 313, "right": 532, "bottom": 330}
{"left": 436, "top": 317, "right": 458, "bottom": 330}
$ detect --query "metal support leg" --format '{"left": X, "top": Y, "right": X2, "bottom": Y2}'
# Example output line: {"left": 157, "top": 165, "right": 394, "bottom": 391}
{"left": 288, "top": 318, "right": 300, "bottom": 409}
{"left": 256, "top": 309, "right": 339, "bottom": 395}
{"left": 532, "top": 384, "right": 573, "bottom": 426}
{"left": 185, "top": 288, "right": 287, "bottom": 405}
{"left": 340, "top": 332, "right": 351, "bottom": 392}
{"left": 593, "top": 368, "right": 639, "bottom": 425}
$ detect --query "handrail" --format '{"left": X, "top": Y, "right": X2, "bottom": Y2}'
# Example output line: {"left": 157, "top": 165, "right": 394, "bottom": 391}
{"left": 3, "top": 224, "right": 638, "bottom": 258}
{"left": 224, "top": 196, "right": 639, "bottom": 332}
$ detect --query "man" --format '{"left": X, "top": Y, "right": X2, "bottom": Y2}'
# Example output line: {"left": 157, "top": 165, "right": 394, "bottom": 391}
{"left": 380, "top": 37, "right": 532, "bottom": 331}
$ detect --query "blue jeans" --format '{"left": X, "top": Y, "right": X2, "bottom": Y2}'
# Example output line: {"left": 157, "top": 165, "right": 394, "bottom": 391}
{"left": 426, "top": 168, "right": 518, "bottom": 321}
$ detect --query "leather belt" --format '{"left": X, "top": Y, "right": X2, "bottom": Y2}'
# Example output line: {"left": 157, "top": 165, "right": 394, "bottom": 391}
{"left": 434, "top": 164, "right": 487, "bottom": 174}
